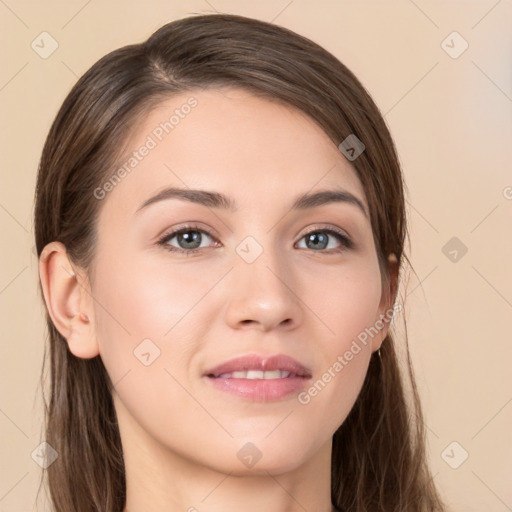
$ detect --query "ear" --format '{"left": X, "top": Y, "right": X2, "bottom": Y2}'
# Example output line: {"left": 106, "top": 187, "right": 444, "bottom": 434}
{"left": 371, "top": 253, "right": 399, "bottom": 353}
{"left": 38, "top": 241, "right": 100, "bottom": 359}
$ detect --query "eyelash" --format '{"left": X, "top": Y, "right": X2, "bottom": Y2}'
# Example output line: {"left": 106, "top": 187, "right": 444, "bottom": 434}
{"left": 156, "top": 224, "right": 353, "bottom": 256}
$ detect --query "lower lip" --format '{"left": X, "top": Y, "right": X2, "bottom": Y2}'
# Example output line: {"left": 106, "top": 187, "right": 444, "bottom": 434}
{"left": 205, "top": 376, "right": 309, "bottom": 401}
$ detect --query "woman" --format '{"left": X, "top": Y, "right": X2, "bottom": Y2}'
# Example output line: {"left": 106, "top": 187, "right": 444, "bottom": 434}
{"left": 34, "top": 13, "right": 447, "bottom": 512}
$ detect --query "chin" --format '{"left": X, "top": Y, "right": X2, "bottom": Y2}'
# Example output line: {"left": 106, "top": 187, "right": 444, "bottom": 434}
{"left": 229, "top": 435, "right": 320, "bottom": 475}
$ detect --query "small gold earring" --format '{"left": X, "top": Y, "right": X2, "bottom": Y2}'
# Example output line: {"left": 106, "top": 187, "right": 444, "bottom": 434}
{"left": 377, "top": 348, "right": 382, "bottom": 360}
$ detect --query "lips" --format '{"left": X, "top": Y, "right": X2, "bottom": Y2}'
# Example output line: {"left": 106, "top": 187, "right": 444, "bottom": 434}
{"left": 203, "top": 354, "right": 312, "bottom": 402}
{"left": 204, "top": 354, "right": 311, "bottom": 379}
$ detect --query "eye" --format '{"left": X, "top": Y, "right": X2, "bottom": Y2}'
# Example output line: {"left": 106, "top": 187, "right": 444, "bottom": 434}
{"left": 157, "top": 224, "right": 353, "bottom": 256}
{"left": 296, "top": 228, "right": 353, "bottom": 253}
{"left": 157, "top": 225, "right": 219, "bottom": 255}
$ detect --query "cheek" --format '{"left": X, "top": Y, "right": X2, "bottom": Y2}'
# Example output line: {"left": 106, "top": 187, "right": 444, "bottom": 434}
{"left": 299, "top": 261, "right": 382, "bottom": 428}
{"left": 93, "top": 242, "right": 197, "bottom": 334}
{"left": 89, "top": 260, "right": 206, "bottom": 447}
{"left": 313, "top": 257, "right": 383, "bottom": 350}
{"left": 90, "top": 252, "right": 218, "bottom": 383}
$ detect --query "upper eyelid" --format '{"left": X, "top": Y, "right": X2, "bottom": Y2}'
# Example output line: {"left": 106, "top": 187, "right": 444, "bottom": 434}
{"left": 158, "top": 223, "right": 218, "bottom": 241}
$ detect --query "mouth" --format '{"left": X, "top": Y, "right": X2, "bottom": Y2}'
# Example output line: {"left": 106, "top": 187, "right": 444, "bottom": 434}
{"left": 203, "top": 354, "right": 312, "bottom": 401}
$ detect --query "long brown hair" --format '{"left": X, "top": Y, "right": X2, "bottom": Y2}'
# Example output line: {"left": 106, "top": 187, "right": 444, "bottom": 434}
{"left": 34, "top": 13, "right": 446, "bottom": 511}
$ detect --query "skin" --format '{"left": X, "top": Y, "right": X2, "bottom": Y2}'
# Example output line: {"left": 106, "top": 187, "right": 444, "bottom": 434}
{"left": 39, "top": 88, "right": 397, "bottom": 512}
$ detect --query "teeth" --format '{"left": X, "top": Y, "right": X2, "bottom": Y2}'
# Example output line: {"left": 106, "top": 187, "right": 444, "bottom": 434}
{"left": 246, "top": 370, "right": 264, "bottom": 379}
{"left": 216, "top": 370, "right": 292, "bottom": 379}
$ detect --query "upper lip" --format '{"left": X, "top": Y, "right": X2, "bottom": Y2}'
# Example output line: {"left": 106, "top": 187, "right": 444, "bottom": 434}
{"left": 204, "top": 354, "right": 312, "bottom": 378}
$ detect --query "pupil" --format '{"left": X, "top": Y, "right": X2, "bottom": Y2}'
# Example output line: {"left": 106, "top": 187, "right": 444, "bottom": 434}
{"left": 178, "top": 231, "right": 201, "bottom": 249}
{"left": 307, "top": 232, "right": 327, "bottom": 250}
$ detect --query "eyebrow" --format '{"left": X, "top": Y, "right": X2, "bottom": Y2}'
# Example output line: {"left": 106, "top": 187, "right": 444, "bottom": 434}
{"left": 135, "top": 187, "right": 368, "bottom": 217}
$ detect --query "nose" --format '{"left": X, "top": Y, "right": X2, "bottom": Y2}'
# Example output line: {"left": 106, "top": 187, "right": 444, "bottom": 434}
{"left": 223, "top": 247, "right": 304, "bottom": 332}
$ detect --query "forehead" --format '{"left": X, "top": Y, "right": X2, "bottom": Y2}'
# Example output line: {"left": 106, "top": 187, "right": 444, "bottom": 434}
{"left": 101, "top": 87, "right": 368, "bottom": 217}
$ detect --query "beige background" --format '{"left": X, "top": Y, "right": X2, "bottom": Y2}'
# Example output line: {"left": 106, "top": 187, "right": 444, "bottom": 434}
{"left": 1, "top": 1, "right": 511, "bottom": 510}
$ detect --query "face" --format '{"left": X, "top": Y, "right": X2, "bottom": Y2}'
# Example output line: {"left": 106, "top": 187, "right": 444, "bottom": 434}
{"left": 85, "top": 88, "right": 394, "bottom": 475}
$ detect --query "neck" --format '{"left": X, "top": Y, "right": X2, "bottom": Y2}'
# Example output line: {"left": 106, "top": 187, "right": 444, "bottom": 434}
{"left": 116, "top": 398, "right": 335, "bottom": 512}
